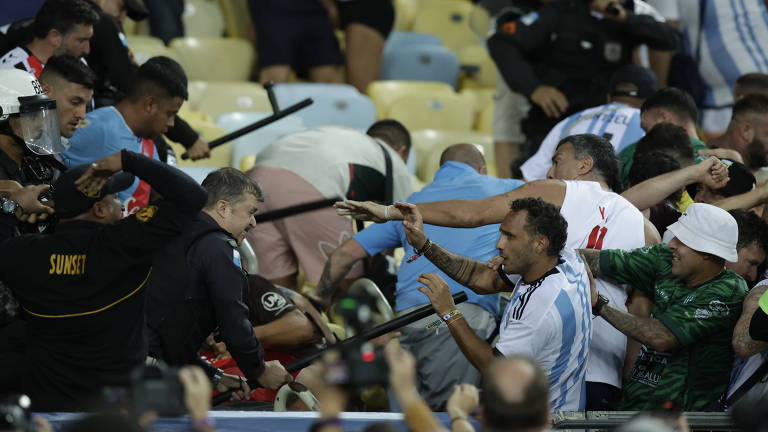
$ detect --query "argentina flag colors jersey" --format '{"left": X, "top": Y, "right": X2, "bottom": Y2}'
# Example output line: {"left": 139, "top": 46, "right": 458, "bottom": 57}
{"left": 495, "top": 249, "right": 593, "bottom": 412}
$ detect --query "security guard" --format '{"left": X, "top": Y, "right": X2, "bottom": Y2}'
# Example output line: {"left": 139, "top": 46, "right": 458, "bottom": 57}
{"left": 0, "top": 149, "right": 206, "bottom": 411}
{"left": 487, "top": 0, "right": 677, "bottom": 155}
{"left": 146, "top": 168, "right": 292, "bottom": 394}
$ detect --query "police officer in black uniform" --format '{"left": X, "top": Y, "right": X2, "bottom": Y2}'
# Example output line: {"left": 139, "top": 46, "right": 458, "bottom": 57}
{"left": 0, "top": 149, "right": 206, "bottom": 411}
{"left": 146, "top": 167, "right": 292, "bottom": 395}
{"left": 487, "top": 0, "right": 677, "bottom": 158}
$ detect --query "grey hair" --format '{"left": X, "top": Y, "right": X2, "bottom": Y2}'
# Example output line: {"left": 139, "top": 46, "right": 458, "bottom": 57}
{"left": 201, "top": 167, "right": 263, "bottom": 208}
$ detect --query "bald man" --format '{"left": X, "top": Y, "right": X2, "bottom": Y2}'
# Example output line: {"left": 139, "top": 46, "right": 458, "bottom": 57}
{"left": 316, "top": 143, "right": 524, "bottom": 409}
{"left": 447, "top": 356, "right": 551, "bottom": 432}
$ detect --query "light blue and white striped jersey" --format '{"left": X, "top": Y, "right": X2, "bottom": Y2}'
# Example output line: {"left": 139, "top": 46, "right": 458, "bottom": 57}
{"left": 677, "top": 0, "right": 768, "bottom": 132}
{"left": 495, "top": 249, "right": 593, "bottom": 412}
{"left": 521, "top": 102, "right": 644, "bottom": 181}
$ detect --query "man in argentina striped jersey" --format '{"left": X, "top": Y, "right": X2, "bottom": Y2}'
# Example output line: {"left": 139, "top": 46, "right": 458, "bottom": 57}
{"left": 399, "top": 197, "right": 592, "bottom": 412}
{"left": 521, "top": 65, "right": 657, "bottom": 181}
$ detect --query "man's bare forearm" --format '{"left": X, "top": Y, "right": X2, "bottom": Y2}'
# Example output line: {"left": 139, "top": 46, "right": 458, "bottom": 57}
{"left": 446, "top": 317, "right": 496, "bottom": 373}
{"left": 316, "top": 240, "right": 367, "bottom": 301}
{"left": 576, "top": 248, "right": 603, "bottom": 278}
{"left": 424, "top": 242, "right": 498, "bottom": 294}
{"left": 733, "top": 286, "right": 768, "bottom": 358}
{"left": 599, "top": 306, "right": 677, "bottom": 352}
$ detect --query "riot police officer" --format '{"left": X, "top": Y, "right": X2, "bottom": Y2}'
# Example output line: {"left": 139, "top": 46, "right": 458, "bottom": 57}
{"left": 488, "top": 0, "right": 677, "bottom": 158}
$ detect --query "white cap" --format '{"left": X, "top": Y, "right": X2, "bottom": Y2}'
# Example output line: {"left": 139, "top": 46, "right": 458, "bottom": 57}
{"left": 667, "top": 203, "right": 738, "bottom": 262}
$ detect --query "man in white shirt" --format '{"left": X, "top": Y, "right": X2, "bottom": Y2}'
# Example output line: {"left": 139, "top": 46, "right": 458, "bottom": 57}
{"left": 248, "top": 121, "right": 414, "bottom": 290}
{"left": 337, "top": 133, "right": 654, "bottom": 409}
{"left": 399, "top": 196, "right": 591, "bottom": 412}
{"left": 521, "top": 64, "right": 657, "bottom": 181}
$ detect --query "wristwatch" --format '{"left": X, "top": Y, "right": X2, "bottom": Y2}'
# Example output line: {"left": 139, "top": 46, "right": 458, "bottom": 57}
{"left": 0, "top": 197, "right": 20, "bottom": 215}
{"left": 592, "top": 293, "right": 609, "bottom": 316}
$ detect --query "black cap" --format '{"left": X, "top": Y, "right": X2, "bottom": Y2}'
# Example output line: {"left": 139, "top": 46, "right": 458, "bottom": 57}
{"left": 53, "top": 164, "right": 135, "bottom": 218}
{"left": 716, "top": 159, "right": 756, "bottom": 198}
{"left": 125, "top": 0, "right": 150, "bottom": 21}
{"left": 608, "top": 64, "right": 659, "bottom": 99}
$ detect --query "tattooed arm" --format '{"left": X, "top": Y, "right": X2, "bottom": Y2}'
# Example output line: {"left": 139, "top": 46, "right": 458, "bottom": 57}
{"left": 733, "top": 285, "right": 768, "bottom": 358}
{"left": 576, "top": 248, "right": 603, "bottom": 279}
{"left": 423, "top": 243, "right": 504, "bottom": 295}
{"left": 315, "top": 239, "right": 368, "bottom": 309}
{"left": 596, "top": 305, "right": 678, "bottom": 352}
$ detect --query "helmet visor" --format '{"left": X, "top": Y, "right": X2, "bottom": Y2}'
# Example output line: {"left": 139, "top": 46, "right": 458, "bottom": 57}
{"left": 17, "top": 105, "right": 61, "bottom": 155}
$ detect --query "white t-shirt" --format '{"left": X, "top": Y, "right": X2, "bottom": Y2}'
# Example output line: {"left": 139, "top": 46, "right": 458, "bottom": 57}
{"left": 560, "top": 180, "right": 646, "bottom": 388}
{"left": 254, "top": 126, "right": 414, "bottom": 202}
{"left": 521, "top": 103, "right": 645, "bottom": 181}
{"left": 496, "top": 249, "right": 592, "bottom": 412}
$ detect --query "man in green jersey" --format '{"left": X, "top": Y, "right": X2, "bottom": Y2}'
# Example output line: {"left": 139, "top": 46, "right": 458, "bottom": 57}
{"left": 579, "top": 203, "right": 748, "bottom": 410}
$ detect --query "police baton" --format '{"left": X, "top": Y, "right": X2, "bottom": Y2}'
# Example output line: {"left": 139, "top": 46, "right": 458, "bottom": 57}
{"left": 211, "top": 292, "right": 469, "bottom": 406}
{"left": 181, "top": 82, "right": 313, "bottom": 160}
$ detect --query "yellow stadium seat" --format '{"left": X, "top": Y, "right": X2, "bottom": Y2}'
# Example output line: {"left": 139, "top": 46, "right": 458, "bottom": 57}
{"left": 194, "top": 82, "right": 272, "bottom": 120}
{"left": 459, "top": 88, "right": 495, "bottom": 131}
{"left": 217, "top": 0, "right": 254, "bottom": 39}
{"left": 168, "top": 119, "right": 231, "bottom": 168}
{"left": 459, "top": 45, "right": 497, "bottom": 88}
{"left": 412, "top": 0, "right": 480, "bottom": 53}
{"left": 477, "top": 101, "right": 493, "bottom": 134}
{"left": 127, "top": 36, "right": 179, "bottom": 65}
{"left": 186, "top": 80, "right": 209, "bottom": 109}
{"left": 240, "top": 154, "right": 256, "bottom": 172}
{"left": 393, "top": 0, "right": 418, "bottom": 31}
{"left": 183, "top": 0, "right": 225, "bottom": 38}
{"left": 387, "top": 92, "right": 474, "bottom": 132}
{"left": 169, "top": 37, "right": 255, "bottom": 81}
{"left": 366, "top": 80, "right": 454, "bottom": 118}
{"left": 412, "top": 129, "right": 495, "bottom": 181}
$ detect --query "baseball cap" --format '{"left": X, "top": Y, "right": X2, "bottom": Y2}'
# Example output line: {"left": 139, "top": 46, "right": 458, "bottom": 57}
{"left": 608, "top": 64, "right": 659, "bottom": 99}
{"left": 666, "top": 203, "right": 738, "bottom": 262}
{"left": 53, "top": 164, "right": 135, "bottom": 219}
{"left": 716, "top": 158, "right": 756, "bottom": 198}
{"left": 124, "top": 0, "right": 150, "bottom": 21}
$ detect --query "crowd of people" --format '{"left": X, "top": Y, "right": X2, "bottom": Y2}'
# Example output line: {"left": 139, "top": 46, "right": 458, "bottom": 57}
{"left": 0, "top": 0, "right": 768, "bottom": 431}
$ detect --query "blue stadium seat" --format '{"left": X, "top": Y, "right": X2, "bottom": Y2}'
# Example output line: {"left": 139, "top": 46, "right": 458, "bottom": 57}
{"left": 380, "top": 44, "right": 460, "bottom": 87}
{"left": 176, "top": 166, "right": 215, "bottom": 184}
{"left": 384, "top": 31, "right": 442, "bottom": 53}
{"left": 216, "top": 111, "right": 306, "bottom": 168}
{"left": 273, "top": 83, "right": 376, "bottom": 130}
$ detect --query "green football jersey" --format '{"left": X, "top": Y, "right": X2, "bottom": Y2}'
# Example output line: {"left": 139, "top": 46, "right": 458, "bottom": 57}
{"left": 599, "top": 244, "right": 747, "bottom": 410}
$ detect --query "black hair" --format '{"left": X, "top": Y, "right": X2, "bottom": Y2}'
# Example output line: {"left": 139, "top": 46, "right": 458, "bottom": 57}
{"left": 366, "top": 119, "right": 411, "bottom": 153}
{"left": 32, "top": 0, "right": 99, "bottom": 40}
{"left": 127, "top": 56, "right": 189, "bottom": 102}
{"left": 481, "top": 356, "right": 550, "bottom": 431}
{"left": 629, "top": 151, "right": 682, "bottom": 203}
{"left": 729, "top": 209, "right": 768, "bottom": 251}
{"left": 510, "top": 197, "right": 567, "bottom": 257}
{"left": 736, "top": 73, "right": 768, "bottom": 94}
{"left": 556, "top": 133, "right": 623, "bottom": 193}
{"left": 641, "top": 87, "right": 698, "bottom": 124}
{"left": 732, "top": 93, "right": 768, "bottom": 120}
{"left": 634, "top": 122, "right": 693, "bottom": 166}
{"left": 40, "top": 54, "right": 96, "bottom": 89}
{"left": 202, "top": 167, "right": 263, "bottom": 208}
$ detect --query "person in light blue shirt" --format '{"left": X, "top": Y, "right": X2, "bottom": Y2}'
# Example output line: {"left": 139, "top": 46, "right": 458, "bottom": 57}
{"left": 61, "top": 56, "right": 187, "bottom": 212}
{"left": 316, "top": 143, "right": 523, "bottom": 409}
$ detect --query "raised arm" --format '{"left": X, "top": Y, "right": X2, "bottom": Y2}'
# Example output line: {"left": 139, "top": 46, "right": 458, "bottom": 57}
{"left": 716, "top": 183, "right": 768, "bottom": 211}
{"left": 621, "top": 156, "right": 727, "bottom": 211}
{"left": 315, "top": 238, "right": 368, "bottom": 308}
{"left": 733, "top": 284, "right": 768, "bottom": 358}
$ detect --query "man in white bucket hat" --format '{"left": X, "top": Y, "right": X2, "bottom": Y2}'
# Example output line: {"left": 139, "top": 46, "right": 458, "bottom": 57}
{"left": 578, "top": 203, "right": 748, "bottom": 411}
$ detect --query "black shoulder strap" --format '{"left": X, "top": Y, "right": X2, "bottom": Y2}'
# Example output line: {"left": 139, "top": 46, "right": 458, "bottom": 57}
{"left": 357, "top": 141, "right": 394, "bottom": 234}
{"left": 695, "top": 0, "right": 707, "bottom": 62}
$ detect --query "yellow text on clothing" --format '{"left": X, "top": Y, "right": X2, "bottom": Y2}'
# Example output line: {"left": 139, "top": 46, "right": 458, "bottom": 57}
{"left": 49, "top": 254, "right": 87, "bottom": 275}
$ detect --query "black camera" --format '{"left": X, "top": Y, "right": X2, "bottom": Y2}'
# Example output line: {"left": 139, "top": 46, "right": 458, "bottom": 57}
{"left": 130, "top": 363, "right": 186, "bottom": 417}
{"left": 0, "top": 395, "right": 33, "bottom": 432}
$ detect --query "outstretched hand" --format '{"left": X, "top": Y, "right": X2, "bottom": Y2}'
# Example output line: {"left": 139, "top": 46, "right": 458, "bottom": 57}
{"left": 398, "top": 202, "right": 427, "bottom": 250}
{"left": 9, "top": 184, "right": 54, "bottom": 223}
{"left": 334, "top": 200, "right": 398, "bottom": 223}
{"left": 74, "top": 151, "right": 124, "bottom": 196}
{"left": 417, "top": 273, "right": 455, "bottom": 316}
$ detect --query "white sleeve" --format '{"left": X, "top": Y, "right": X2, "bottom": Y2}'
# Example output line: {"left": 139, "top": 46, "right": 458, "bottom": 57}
{"left": 520, "top": 121, "right": 565, "bottom": 181}
{"left": 494, "top": 320, "right": 541, "bottom": 358}
{"left": 644, "top": 0, "right": 679, "bottom": 21}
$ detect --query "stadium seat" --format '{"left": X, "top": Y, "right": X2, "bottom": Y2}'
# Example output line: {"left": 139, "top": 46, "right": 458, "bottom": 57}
{"left": 169, "top": 119, "right": 231, "bottom": 168}
{"left": 273, "top": 83, "right": 376, "bottom": 129}
{"left": 175, "top": 166, "right": 216, "bottom": 184}
{"left": 458, "top": 45, "right": 497, "bottom": 88}
{"left": 127, "top": 36, "right": 179, "bottom": 65}
{"left": 216, "top": 111, "right": 306, "bottom": 168}
{"left": 477, "top": 101, "right": 493, "bottom": 134}
{"left": 412, "top": 0, "right": 480, "bottom": 53}
{"left": 413, "top": 129, "right": 495, "bottom": 181}
{"left": 393, "top": 0, "right": 418, "bottom": 31}
{"left": 194, "top": 82, "right": 272, "bottom": 121}
{"left": 366, "top": 80, "right": 454, "bottom": 118}
{"left": 169, "top": 37, "right": 254, "bottom": 81}
{"left": 459, "top": 88, "right": 495, "bottom": 131}
{"left": 380, "top": 44, "right": 460, "bottom": 87}
{"left": 217, "top": 0, "right": 253, "bottom": 39}
{"left": 183, "top": 0, "right": 226, "bottom": 38}
{"left": 386, "top": 92, "right": 474, "bottom": 132}
{"left": 384, "top": 31, "right": 442, "bottom": 53}
{"left": 240, "top": 154, "right": 256, "bottom": 172}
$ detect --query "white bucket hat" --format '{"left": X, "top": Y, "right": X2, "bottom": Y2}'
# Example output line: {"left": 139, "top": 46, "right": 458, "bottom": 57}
{"left": 666, "top": 203, "right": 738, "bottom": 262}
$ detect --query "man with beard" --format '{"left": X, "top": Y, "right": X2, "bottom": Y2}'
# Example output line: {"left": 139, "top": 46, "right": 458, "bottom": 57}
{"left": 708, "top": 94, "right": 768, "bottom": 171}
